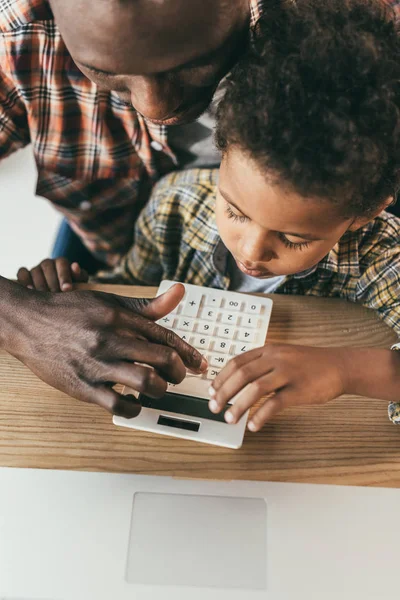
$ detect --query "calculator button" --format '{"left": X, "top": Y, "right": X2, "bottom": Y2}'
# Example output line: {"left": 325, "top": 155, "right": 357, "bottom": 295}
{"left": 159, "top": 316, "right": 175, "bottom": 328}
{"left": 216, "top": 326, "right": 235, "bottom": 339}
{"left": 205, "top": 295, "right": 223, "bottom": 308}
{"left": 237, "top": 329, "right": 256, "bottom": 342}
{"left": 245, "top": 301, "right": 262, "bottom": 315}
{"left": 200, "top": 308, "right": 218, "bottom": 321}
{"left": 197, "top": 322, "right": 214, "bottom": 335}
{"left": 206, "top": 368, "right": 220, "bottom": 380}
{"left": 225, "top": 299, "right": 242, "bottom": 311}
{"left": 192, "top": 335, "right": 212, "bottom": 350}
{"left": 176, "top": 332, "right": 191, "bottom": 343}
{"left": 240, "top": 315, "right": 258, "bottom": 328}
{"left": 213, "top": 339, "right": 233, "bottom": 354}
{"left": 181, "top": 293, "right": 201, "bottom": 317}
{"left": 177, "top": 318, "right": 195, "bottom": 331}
{"left": 209, "top": 354, "right": 229, "bottom": 367}
{"left": 221, "top": 312, "right": 239, "bottom": 325}
{"left": 233, "top": 344, "right": 254, "bottom": 355}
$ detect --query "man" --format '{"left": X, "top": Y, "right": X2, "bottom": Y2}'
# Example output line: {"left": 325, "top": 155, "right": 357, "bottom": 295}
{"left": 0, "top": 0, "right": 264, "bottom": 417}
{"left": 0, "top": 0, "right": 398, "bottom": 418}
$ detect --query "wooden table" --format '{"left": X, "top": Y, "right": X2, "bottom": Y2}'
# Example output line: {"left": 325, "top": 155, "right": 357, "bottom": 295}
{"left": 0, "top": 284, "right": 399, "bottom": 487}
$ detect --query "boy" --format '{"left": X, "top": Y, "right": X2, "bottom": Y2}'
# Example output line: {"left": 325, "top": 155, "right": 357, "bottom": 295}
{"left": 18, "top": 0, "right": 400, "bottom": 431}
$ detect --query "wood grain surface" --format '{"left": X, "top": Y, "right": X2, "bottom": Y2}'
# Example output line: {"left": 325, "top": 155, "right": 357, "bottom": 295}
{"left": 0, "top": 284, "right": 399, "bottom": 487}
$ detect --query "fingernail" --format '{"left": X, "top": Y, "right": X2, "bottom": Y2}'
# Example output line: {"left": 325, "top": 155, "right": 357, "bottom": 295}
{"left": 209, "top": 399, "right": 218, "bottom": 413}
{"left": 27, "top": 285, "right": 34, "bottom": 290}
{"left": 200, "top": 358, "right": 208, "bottom": 370}
{"left": 225, "top": 411, "right": 234, "bottom": 424}
{"left": 208, "top": 386, "right": 216, "bottom": 397}
{"left": 248, "top": 421, "right": 257, "bottom": 432}
{"left": 62, "top": 283, "right": 72, "bottom": 291}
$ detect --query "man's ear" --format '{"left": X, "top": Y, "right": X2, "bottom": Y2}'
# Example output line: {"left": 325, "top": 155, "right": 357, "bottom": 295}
{"left": 348, "top": 196, "right": 394, "bottom": 232}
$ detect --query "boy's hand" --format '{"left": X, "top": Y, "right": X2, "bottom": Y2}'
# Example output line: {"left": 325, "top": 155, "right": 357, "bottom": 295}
{"left": 209, "top": 345, "right": 346, "bottom": 432}
{"left": 17, "top": 258, "right": 88, "bottom": 292}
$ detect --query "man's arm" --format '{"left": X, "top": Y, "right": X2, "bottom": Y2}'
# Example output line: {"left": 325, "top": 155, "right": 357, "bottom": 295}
{"left": 0, "top": 71, "right": 206, "bottom": 416}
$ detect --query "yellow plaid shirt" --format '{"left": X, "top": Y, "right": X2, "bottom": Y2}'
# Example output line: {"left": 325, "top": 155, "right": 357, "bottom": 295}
{"left": 103, "top": 168, "right": 400, "bottom": 337}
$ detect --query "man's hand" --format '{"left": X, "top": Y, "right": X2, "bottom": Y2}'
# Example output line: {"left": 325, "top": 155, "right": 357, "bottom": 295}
{"left": 208, "top": 344, "right": 345, "bottom": 431}
{"left": 5, "top": 282, "right": 207, "bottom": 419}
{"left": 17, "top": 258, "right": 89, "bottom": 292}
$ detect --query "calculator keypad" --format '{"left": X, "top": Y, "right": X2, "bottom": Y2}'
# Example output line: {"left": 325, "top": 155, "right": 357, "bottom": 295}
{"left": 156, "top": 281, "right": 273, "bottom": 399}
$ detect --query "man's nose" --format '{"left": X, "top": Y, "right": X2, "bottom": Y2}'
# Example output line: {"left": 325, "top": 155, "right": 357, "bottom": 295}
{"left": 129, "top": 76, "right": 184, "bottom": 121}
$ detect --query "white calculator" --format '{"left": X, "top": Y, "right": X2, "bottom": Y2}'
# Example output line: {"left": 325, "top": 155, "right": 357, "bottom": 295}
{"left": 113, "top": 281, "right": 273, "bottom": 449}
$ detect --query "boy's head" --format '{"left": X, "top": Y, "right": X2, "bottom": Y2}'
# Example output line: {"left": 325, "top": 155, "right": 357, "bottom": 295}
{"left": 49, "top": 0, "right": 249, "bottom": 125}
{"left": 215, "top": 0, "right": 400, "bottom": 279}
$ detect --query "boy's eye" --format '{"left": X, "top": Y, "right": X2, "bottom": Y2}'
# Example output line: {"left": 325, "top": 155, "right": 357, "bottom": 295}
{"left": 278, "top": 232, "right": 310, "bottom": 251}
{"left": 225, "top": 203, "right": 248, "bottom": 223}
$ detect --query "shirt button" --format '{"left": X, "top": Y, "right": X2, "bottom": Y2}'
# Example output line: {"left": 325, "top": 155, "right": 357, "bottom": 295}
{"left": 150, "top": 140, "right": 163, "bottom": 151}
{"left": 79, "top": 201, "right": 92, "bottom": 211}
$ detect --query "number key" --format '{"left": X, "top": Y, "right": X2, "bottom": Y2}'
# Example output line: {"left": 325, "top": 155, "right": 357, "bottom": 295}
{"left": 237, "top": 329, "right": 256, "bottom": 342}
{"left": 217, "top": 326, "right": 235, "bottom": 339}
{"left": 213, "top": 339, "right": 232, "bottom": 353}
{"left": 221, "top": 312, "right": 239, "bottom": 325}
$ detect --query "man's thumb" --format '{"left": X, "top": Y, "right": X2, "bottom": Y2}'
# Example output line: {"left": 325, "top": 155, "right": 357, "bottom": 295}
{"left": 118, "top": 283, "right": 185, "bottom": 321}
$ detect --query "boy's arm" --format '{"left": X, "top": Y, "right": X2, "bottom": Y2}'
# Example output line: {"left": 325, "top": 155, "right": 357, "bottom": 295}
{"left": 209, "top": 344, "right": 400, "bottom": 432}
{"left": 340, "top": 346, "right": 400, "bottom": 401}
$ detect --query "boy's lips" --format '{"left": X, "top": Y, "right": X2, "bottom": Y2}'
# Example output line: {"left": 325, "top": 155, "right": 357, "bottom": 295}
{"left": 235, "top": 259, "right": 274, "bottom": 278}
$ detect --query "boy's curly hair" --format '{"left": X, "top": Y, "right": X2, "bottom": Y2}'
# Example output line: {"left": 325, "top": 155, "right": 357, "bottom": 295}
{"left": 216, "top": 0, "right": 400, "bottom": 217}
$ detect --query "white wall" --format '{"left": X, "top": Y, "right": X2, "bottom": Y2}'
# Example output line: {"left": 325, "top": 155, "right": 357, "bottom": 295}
{"left": 0, "top": 147, "right": 60, "bottom": 279}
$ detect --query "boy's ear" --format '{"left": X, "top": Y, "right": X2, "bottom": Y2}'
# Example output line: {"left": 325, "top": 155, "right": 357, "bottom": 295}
{"left": 348, "top": 196, "right": 394, "bottom": 231}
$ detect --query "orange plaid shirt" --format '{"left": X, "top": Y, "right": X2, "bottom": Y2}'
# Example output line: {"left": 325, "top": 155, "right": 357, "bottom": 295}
{"left": 0, "top": 0, "right": 265, "bottom": 264}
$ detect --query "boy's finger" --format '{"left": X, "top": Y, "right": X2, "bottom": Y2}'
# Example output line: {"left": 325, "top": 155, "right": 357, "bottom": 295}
{"left": 210, "top": 348, "right": 264, "bottom": 397}
{"left": 55, "top": 258, "right": 73, "bottom": 291}
{"left": 71, "top": 262, "right": 89, "bottom": 282}
{"left": 41, "top": 259, "right": 61, "bottom": 292}
{"left": 247, "top": 392, "right": 287, "bottom": 432}
{"left": 17, "top": 267, "right": 34, "bottom": 289}
{"left": 218, "top": 372, "right": 281, "bottom": 424}
{"left": 31, "top": 266, "right": 50, "bottom": 292}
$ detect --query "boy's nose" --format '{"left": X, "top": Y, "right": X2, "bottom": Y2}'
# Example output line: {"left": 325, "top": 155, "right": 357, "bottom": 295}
{"left": 239, "top": 236, "right": 275, "bottom": 265}
{"left": 129, "top": 75, "right": 184, "bottom": 121}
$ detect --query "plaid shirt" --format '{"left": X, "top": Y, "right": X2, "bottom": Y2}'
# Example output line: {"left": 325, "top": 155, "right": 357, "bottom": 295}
{"left": 0, "top": 0, "right": 265, "bottom": 265}
{"left": 104, "top": 169, "right": 400, "bottom": 337}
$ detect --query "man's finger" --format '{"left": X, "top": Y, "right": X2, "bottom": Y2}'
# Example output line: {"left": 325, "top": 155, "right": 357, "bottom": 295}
{"left": 106, "top": 363, "right": 168, "bottom": 398}
{"left": 112, "top": 338, "right": 186, "bottom": 383}
{"left": 120, "top": 283, "right": 186, "bottom": 321}
{"left": 117, "top": 310, "right": 207, "bottom": 373}
{"left": 82, "top": 384, "right": 142, "bottom": 419}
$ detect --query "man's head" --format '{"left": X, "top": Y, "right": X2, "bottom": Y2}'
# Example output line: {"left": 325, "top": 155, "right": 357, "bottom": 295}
{"left": 214, "top": 0, "right": 400, "bottom": 279}
{"left": 50, "top": 0, "right": 248, "bottom": 125}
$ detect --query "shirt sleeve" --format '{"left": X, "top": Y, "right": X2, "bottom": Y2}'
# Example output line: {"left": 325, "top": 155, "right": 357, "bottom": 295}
{"left": 0, "top": 63, "right": 29, "bottom": 159}
{"left": 355, "top": 246, "right": 400, "bottom": 337}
